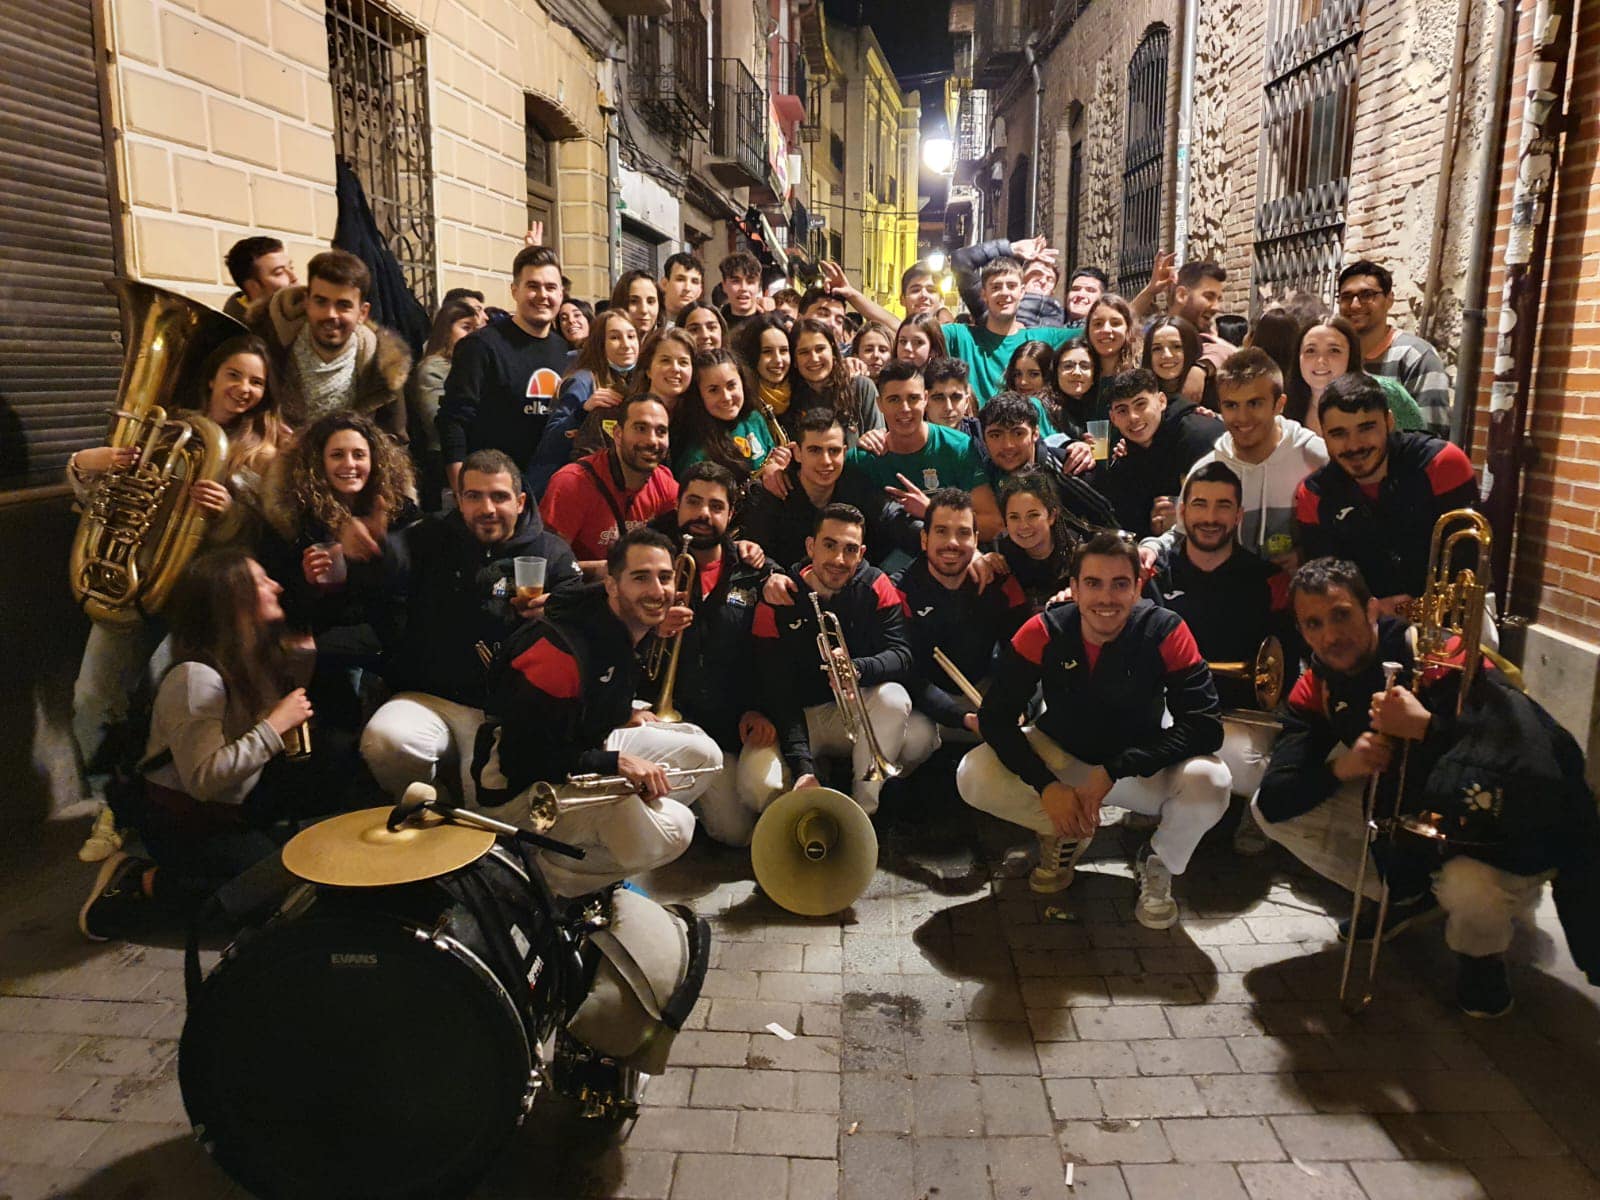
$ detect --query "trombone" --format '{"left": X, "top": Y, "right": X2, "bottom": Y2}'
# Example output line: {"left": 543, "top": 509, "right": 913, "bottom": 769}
{"left": 1338, "top": 508, "right": 1497, "bottom": 1013}
{"left": 646, "top": 534, "right": 697, "bottom": 722}
{"left": 525, "top": 765, "right": 705, "bottom": 833}
{"left": 810, "top": 592, "right": 899, "bottom": 782}
{"left": 1211, "top": 636, "right": 1288, "bottom": 731}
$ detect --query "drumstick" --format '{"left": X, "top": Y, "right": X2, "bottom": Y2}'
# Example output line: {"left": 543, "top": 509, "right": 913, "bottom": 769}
{"left": 933, "top": 647, "right": 985, "bottom": 708}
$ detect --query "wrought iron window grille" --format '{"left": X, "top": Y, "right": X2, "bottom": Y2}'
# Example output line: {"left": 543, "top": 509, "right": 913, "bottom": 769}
{"left": 1251, "top": 0, "right": 1365, "bottom": 311}
{"left": 1118, "top": 24, "right": 1170, "bottom": 290}
{"left": 628, "top": 0, "right": 711, "bottom": 142}
{"left": 325, "top": 0, "right": 437, "bottom": 309}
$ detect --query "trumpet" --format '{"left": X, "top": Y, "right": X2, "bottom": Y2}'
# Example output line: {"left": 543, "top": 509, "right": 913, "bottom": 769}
{"left": 525, "top": 765, "right": 704, "bottom": 833}
{"left": 811, "top": 592, "right": 899, "bottom": 782}
{"left": 753, "top": 393, "right": 792, "bottom": 453}
{"left": 1211, "top": 636, "right": 1287, "bottom": 731}
{"left": 645, "top": 535, "right": 697, "bottom": 724}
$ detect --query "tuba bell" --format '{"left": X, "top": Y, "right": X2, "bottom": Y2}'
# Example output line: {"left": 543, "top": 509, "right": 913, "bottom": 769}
{"left": 69, "top": 280, "right": 242, "bottom": 625}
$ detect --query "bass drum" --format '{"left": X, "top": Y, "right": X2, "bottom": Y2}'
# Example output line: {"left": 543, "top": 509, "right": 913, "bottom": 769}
{"left": 180, "top": 846, "right": 570, "bottom": 1200}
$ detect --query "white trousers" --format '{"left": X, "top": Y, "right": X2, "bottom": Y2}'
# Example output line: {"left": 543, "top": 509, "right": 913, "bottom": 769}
{"left": 1218, "top": 716, "right": 1278, "bottom": 799}
{"left": 360, "top": 691, "right": 486, "bottom": 803}
{"left": 956, "top": 727, "right": 1231, "bottom": 874}
{"left": 535, "top": 722, "right": 721, "bottom": 896}
{"left": 733, "top": 683, "right": 939, "bottom": 823}
{"left": 1249, "top": 782, "right": 1548, "bottom": 955}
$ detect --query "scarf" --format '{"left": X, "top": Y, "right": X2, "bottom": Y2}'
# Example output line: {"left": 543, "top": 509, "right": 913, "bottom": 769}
{"left": 291, "top": 325, "right": 358, "bottom": 422}
{"left": 759, "top": 377, "right": 792, "bottom": 416}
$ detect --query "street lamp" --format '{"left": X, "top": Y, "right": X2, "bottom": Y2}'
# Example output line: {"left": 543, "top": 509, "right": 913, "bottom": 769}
{"left": 922, "top": 137, "right": 954, "bottom": 176}
{"left": 927, "top": 251, "right": 947, "bottom": 273}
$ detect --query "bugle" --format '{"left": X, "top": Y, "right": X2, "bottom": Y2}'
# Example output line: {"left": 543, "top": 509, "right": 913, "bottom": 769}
{"left": 811, "top": 593, "right": 899, "bottom": 782}
{"left": 526, "top": 765, "right": 705, "bottom": 833}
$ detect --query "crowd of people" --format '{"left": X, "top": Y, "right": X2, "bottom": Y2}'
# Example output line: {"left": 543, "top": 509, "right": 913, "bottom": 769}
{"left": 72, "top": 228, "right": 1598, "bottom": 1022}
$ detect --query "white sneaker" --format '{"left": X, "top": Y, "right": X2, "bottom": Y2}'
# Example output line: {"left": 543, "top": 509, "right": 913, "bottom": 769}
{"left": 1030, "top": 833, "right": 1091, "bottom": 894}
{"left": 1232, "top": 805, "right": 1270, "bottom": 856}
{"left": 1135, "top": 848, "right": 1179, "bottom": 929}
{"left": 77, "top": 805, "right": 125, "bottom": 864}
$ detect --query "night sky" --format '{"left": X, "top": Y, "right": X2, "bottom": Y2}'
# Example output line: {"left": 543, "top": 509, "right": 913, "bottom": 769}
{"left": 821, "top": 0, "right": 953, "bottom": 80}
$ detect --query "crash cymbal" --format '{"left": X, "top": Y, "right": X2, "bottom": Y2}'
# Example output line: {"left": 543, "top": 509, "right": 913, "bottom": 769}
{"left": 282, "top": 806, "right": 494, "bottom": 887}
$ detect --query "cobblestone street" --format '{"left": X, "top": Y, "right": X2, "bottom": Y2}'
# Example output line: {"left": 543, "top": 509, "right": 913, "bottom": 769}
{"left": 4, "top": 776, "right": 1599, "bottom": 1200}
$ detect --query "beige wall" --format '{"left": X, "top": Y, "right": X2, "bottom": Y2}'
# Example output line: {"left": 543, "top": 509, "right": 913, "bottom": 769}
{"left": 103, "top": 0, "right": 611, "bottom": 310}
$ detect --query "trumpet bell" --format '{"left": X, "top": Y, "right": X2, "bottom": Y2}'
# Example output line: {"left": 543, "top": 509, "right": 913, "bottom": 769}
{"left": 751, "top": 787, "right": 878, "bottom": 917}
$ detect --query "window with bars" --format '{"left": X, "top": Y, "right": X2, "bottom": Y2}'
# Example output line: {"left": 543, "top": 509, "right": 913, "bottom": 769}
{"left": 1250, "top": 0, "right": 1364, "bottom": 310}
{"left": 525, "top": 104, "right": 560, "bottom": 252}
{"left": 1118, "top": 25, "right": 1170, "bottom": 290}
{"left": 326, "top": 0, "right": 437, "bottom": 309}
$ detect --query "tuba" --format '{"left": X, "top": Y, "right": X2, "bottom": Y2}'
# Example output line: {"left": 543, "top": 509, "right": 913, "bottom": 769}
{"left": 69, "top": 280, "right": 241, "bottom": 625}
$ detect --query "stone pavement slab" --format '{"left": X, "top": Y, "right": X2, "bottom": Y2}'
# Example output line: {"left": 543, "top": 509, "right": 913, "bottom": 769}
{"left": 5, "top": 790, "right": 1600, "bottom": 1199}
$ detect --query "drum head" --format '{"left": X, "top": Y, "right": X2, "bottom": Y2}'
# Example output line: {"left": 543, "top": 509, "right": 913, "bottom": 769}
{"left": 180, "top": 910, "right": 531, "bottom": 1200}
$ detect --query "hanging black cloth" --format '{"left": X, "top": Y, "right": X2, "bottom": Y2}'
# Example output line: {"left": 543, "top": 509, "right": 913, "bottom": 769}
{"left": 333, "top": 157, "right": 432, "bottom": 358}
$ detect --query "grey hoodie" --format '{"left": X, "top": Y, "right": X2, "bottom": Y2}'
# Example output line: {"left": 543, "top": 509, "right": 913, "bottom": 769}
{"left": 1142, "top": 416, "right": 1328, "bottom": 561}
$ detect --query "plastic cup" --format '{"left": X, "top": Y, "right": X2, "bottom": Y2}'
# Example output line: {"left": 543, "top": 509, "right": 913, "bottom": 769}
{"left": 313, "top": 541, "right": 346, "bottom": 586}
{"left": 513, "top": 556, "right": 547, "bottom": 601}
{"left": 1087, "top": 421, "right": 1111, "bottom": 462}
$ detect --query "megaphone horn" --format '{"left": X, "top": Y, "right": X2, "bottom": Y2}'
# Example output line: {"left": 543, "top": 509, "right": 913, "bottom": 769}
{"left": 751, "top": 787, "right": 879, "bottom": 917}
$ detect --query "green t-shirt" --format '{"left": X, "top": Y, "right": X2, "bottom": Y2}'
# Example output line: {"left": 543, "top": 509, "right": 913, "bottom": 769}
{"left": 846, "top": 422, "right": 989, "bottom": 494}
{"left": 940, "top": 321, "right": 1078, "bottom": 405}
{"left": 678, "top": 409, "right": 775, "bottom": 473}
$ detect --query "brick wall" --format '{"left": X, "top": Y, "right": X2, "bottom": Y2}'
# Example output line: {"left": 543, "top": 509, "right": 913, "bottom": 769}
{"left": 1473, "top": 0, "right": 1600, "bottom": 639}
{"left": 105, "top": 0, "right": 610, "bottom": 310}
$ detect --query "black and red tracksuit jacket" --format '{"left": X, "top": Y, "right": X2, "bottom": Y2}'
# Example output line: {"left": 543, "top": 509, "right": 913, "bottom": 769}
{"left": 1293, "top": 432, "right": 1476, "bottom": 599}
{"left": 751, "top": 563, "right": 913, "bottom": 779}
{"left": 979, "top": 600, "right": 1223, "bottom": 790}
{"left": 895, "top": 556, "right": 1031, "bottom": 730}
{"left": 472, "top": 584, "right": 641, "bottom": 804}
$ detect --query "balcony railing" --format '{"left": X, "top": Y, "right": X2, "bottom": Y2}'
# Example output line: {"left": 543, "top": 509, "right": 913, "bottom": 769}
{"left": 709, "top": 58, "right": 770, "bottom": 192}
{"left": 971, "top": 0, "right": 1031, "bottom": 88}
{"left": 629, "top": 0, "right": 710, "bottom": 140}
{"left": 956, "top": 89, "right": 991, "bottom": 161}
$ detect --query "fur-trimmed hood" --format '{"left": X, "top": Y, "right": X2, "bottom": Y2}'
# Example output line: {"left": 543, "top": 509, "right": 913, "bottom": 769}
{"left": 245, "top": 285, "right": 412, "bottom": 437}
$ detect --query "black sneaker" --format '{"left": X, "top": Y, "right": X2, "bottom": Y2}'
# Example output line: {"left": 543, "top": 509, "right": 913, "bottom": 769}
{"left": 1457, "top": 953, "right": 1514, "bottom": 1018}
{"left": 78, "top": 852, "right": 150, "bottom": 942}
{"left": 1337, "top": 888, "right": 1441, "bottom": 943}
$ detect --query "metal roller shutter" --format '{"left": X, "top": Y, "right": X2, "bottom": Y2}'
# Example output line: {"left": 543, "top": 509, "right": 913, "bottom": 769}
{"left": 619, "top": 221, "right": 661, "bottom": 279}
{"left": 0, "top": 0, "right": 123, "bottom": 491}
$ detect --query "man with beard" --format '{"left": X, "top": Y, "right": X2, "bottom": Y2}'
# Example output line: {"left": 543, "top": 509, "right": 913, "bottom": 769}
{"left": 1149, "top": 463, "right": 1286, "bottom": 851}
{"left": 742, "top": 504, "right": 932, "bottom": 818}
{"left": 473, "top": 527, "right": 722, "bottom": 896}
{"left": 742, "top": 407, "right": 920, "bottom": 573}
{"left": 244, "top": 248, "right": 410, "bottom": 438}
{"left": 438, "top": 244, "right": 571, "bottom": 489}
{"left": 1294, "top": 373, "right": 1476, "bottom": 616}
{"left": 957, "top": 531, "right": 1230, "bottom": 928}
{"left": 1253, "top": 558, "right": 1600, "bottom": 1017}
{"left": 1338, "top": 260, "right": 1452, "bottom": 436}
{"left": 540, "top": 394, "right": 679, "bottom": 575}
{"left": 1130, "top": 259, "right": 1237, "bottom": 371}
{"left": 356, "top": 450, "right": 583, "bottom": 804}
{"left": 641, "top": 464, "right": 780, "bottom": 847}
{"left": 898, "top": 489, "right": 1031, "bottom": 750}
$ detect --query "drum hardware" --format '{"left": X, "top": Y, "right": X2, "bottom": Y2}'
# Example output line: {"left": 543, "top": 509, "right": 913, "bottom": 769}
{"left": 811, "top": 592, "right": 899, "bottom": 782}
{"left": 525, "top": 766, "right": 706, "bottom": 833}
{"left": 646, "top": 534, "right": 697, "bottom": 721}
{"left": 751, "top": 785, "right": 879, "bottom": 916}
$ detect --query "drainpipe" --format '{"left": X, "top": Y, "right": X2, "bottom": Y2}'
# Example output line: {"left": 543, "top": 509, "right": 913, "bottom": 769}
{"left": 1025, "top": 37, "right": 1043, "bottom": 231}
{"left": 1418, "top": 0, "right": 1475, "bottom": 344}
{"left": 1172, "top": 0, "right": 1198, "bottom": 262}
{"left": 604, "top": 98, "right": 622, "bottom": 285}
{"left": 1481, "top": 0, "right": 1575, "bottom": 609}
{"left": 1451, "top": 0, "right": 1520, "bottom": 447}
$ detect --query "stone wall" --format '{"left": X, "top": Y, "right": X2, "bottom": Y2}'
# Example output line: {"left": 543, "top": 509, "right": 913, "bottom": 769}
{"left": 105, "top": 0, "right": 611, "bottom": 309}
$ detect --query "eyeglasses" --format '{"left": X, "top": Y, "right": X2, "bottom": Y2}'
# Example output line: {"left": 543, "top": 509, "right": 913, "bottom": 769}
{"left": 1337, "top": 288, "right": 1385, "bottom": 307}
